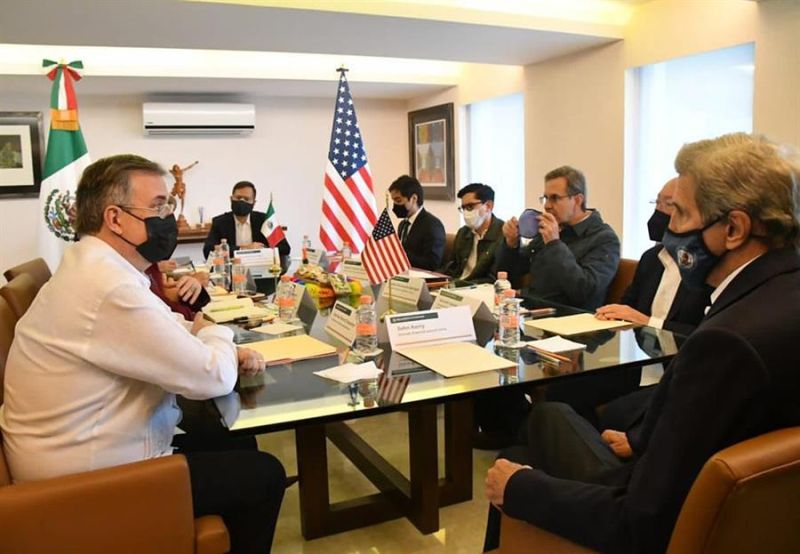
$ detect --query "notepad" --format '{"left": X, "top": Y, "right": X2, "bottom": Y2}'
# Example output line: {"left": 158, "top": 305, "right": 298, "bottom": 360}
{"left": 523, "top": 313, "right": 632, "bottom": 336}
{"left": 526, "top": 336, "right": 587, "bottom": 353}
{"left": 395, "top": 342, "right": 515, "bottom": 378}
{"left": 246, "top": 335, "right": 338, "bottom": 365}
{"left": 201, "top": 297, "right": 271, "bottom": 323}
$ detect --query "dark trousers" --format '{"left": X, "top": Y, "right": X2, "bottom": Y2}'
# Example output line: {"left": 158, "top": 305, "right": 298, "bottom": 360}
{"left": 483, "top": 402, "right": 626, "bottom": 552}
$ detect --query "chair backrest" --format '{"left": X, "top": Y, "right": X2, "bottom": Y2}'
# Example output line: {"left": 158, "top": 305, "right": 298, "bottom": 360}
{"left": 442, "top": 233, "right": 456, "bottom": 269}
{"left": 0, "top": 296, "right": 17, "bottom": 408}
{"left": 0, "top": 274, "right": 38, "bottom": 320}
{"left": 668, "top": 426, "right": 800, "bottom": 554}
{"left": 3, "top": 258, "right": 51, "bottom": 292}
{"left": 604, "top": 258, "right": 638, "bottom": 305}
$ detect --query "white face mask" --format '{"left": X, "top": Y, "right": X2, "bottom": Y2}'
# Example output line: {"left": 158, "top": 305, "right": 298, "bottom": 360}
{"left": 463, "top": 207, "right": 487, "bottom": 230}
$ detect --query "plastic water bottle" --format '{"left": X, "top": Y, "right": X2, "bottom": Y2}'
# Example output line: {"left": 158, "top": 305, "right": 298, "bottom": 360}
{"left": 276, "top": 275, "right": 296, "bottom": 322}
{"left": 219, "top": 238, "right": 232, "bottom": 289}
{"left": 231, "top": 257, "right": 247, "bottom": 295}
{"left": 499, "top": 289, "right": 522, "bottom": 346}
{"left": 494, "top": 271, "right": 512, "bottom": 311}
{"left": 354, "top": 295, "right": 378, "bottom": 354}
{"left": 341, "top": 242, "right": 352, "bottom": 260}
{"left": 219, "top": 238, "right": 230, "bottom": 263}
{"left": 302, "top": 235, "right": 312, "bottom": 265}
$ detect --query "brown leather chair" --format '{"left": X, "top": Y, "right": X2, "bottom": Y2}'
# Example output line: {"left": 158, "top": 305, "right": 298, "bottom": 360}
{"left": 496, "top": 426, "right": 800, "bottom": 554}
{"left": 0, "top": 296, "right": 16, "bottom": 406}
{"left": 3, "top": 258, "right": 51, "bottom": 292}
{"left": 0, "top": 274, "right": 38, "bottom": 319}
{"left": 604, "top": 258, "right": 638, "bottom": 305}
{"left": 442, "top": 232, "right": 456, "bottom": 270}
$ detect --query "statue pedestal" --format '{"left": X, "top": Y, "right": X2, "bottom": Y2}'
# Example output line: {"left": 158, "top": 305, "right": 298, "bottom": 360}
{"left": 176, "top": 213, "right": 190, "bottom": 230}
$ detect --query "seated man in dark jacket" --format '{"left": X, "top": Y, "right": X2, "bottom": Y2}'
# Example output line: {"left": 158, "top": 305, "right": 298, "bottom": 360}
{"left": 442, "top": 183, "right": 504, "bottom": 284}
{"left": 495, "top": 166, "right": 620, "bottom": 311}
{"left": 389, "top": 175, "right": 446, "bottom": 271}
{"left": 485, "top": 133, "right": 800, "bottom": 554}
{"left": 202, "top": 180, "right": 291, "bottom": 260}
{"left": 595, "top": 177, "right": 710, "bottom": 336}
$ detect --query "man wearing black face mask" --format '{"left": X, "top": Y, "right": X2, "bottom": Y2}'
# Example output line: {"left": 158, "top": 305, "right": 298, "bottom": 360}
{"left": 388, "top": 175, "right": 446, "bottom": 271}
{"left": 2, "top": 155, "right": 287, "bottom": 553}
{"left": 484, "top": 134, "right": 800, "bottom": 553}
{"left": 595, "top": 177, "right": 710, "bottom": 335}
{"left": 202, "top": 180, "right": 292, "bottom": 260}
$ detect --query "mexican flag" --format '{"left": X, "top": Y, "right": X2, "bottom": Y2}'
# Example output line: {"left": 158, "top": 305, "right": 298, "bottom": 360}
{"left": 39, "top": 59, "right": 91, "bottom": 271}
{"left": 261, "top": 194, "right": 286, "bottom": 247}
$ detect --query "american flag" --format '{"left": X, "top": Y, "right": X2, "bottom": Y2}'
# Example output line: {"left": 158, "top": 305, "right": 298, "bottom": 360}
{"left": 361, "top": 208, "right": 410, "bottom": 285}
{"left": 376, "top": 372, "right": 411, "bottom": 407}
{"left": 319, "top": 71, "right": 378, "bottom": 254}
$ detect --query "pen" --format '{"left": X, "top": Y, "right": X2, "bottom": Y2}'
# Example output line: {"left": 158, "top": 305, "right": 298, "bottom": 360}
{"left": 522, "top": 307, "right": 557, "bottom": 318}
{"left": 527, "top": 346, "right": 571, "bottom": 364}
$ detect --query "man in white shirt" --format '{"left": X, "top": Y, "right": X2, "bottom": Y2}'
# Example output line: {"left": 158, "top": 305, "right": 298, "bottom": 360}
{"left": 1, "top": 154, "right": 285, "bottom": 553}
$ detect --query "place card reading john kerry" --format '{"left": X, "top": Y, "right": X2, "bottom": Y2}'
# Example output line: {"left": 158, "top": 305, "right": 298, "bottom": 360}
{"left": 385, "top": 305, "right": 475, "bottom": 350}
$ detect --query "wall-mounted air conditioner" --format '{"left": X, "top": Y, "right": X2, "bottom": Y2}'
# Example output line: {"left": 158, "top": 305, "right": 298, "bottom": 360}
{"left": 142, "top": 102, "right": 255, "bottom": 136}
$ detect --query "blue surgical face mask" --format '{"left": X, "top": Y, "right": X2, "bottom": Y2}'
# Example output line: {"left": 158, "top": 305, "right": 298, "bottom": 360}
{"left": 662, "top": 217, "right": 723, "bottom": 289}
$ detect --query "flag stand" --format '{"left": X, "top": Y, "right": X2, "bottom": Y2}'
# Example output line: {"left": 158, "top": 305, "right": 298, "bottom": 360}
{"left": 270, "top": 247, "right": 281, "bottom": 298}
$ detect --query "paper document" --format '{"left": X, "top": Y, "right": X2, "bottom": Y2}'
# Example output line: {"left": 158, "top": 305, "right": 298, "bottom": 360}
{"left": 246, "top": 335, "right": 338, "bottom": 365}
{"left": 407, "top": 269, "right": 443, "bottom": 280}
{"left": 395, "top": 342, "right": 514, "bottom": 378}
{"left": 524, "top": 313, "right": 632, "bottom": 336}
{"left": 252, "top": 322, "right": 303, "bottom": 336}
{"left": 202, "top": 297, "right": 271, "bottom": 323}
{"left": 526, "top": 336, "right": 587, "bottom": 353}
{"left": 314, "top": 361, "right": 383, "bottom": 384}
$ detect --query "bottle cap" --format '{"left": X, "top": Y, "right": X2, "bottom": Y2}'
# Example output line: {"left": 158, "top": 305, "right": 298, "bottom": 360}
{"left": 497, "top": 271, "right": 508, "bottom": 279}
{"left": 503, "top": 289, "right": 516, "bottom": 298}
{"left": 360, "top": 295, "right": 372, "bottom": 305}
{"left": 280, "top": 275, "right": 291, "bottom": 282}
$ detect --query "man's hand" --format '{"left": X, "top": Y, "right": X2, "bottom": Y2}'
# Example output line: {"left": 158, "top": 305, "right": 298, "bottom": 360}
{"left": 503, "top": 217, "right": 520, "bottom": 248}
{"left": 237, "top": 347, "right": 266, "bottom": 376}
{"left": 595, "top": 304, "right": 649, "bottom": 325}
{"left": 485, "top": 458, "right": 531, "bottom": 508}
{"left": 190, "top": 313, "right": 214, "bottom": 336}
{"left": 171, "top": 275, "right": 204, "bottom": 304}
{"left": 601, "top": 429, "right": 633, "bottom": 459}
{"left": 157, "top": 260, "right": 178, "bottom": 273}
{"left": 539, "top": 212, "right": 560, "bottom": 244}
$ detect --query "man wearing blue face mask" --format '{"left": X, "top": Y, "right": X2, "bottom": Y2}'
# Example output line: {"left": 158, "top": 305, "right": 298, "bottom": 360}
{"left": 202, "top": 180, "right": 291, "bottom": 260}
{"left": 484, "top": 134, "right": 800, "bottom": 553}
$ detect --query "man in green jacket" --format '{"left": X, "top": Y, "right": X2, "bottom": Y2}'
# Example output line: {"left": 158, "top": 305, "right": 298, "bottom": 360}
{"left": 442, "top": 183, "right": 505, "bottom": 284}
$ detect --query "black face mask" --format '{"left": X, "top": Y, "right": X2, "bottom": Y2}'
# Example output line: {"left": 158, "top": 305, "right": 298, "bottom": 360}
{"left": 392, "top": 203, "right": 409, "bottom": 219}
{"left": 231, "top": 200, "right": 254, "bottom": 217}
{"left": 119, "top": 210, "right": 178, "bottom": 263}
{"left": 647, "top": 209, "right": 671, "bottom": 242}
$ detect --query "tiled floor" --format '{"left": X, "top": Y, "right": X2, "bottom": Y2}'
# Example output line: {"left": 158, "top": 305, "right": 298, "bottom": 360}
{"left": 257, "top": 409, "right": 497, "bottom": 553}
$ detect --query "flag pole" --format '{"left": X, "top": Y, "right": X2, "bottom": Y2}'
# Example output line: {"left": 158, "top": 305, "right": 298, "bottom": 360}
{"left": 382, "top": 192, "right": 396, "bottom": 319}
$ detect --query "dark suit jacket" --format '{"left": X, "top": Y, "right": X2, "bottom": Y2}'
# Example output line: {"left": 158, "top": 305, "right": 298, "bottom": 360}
{"left": 400, "top": 208, "right": 446, "bottom": 271}
{"left": 503, "top": 247, "right": 800, "bottom": 553}
{"left": 442, "top": 215, "right": 504, "bottom": 284}
{"left": 202, "top": 211, "right": 291, "bottom": 259}
{"left": 621, "top": 244, "right": 711, "bottom": 336}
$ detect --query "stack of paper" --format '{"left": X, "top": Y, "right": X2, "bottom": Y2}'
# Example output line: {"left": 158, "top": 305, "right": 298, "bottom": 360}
{"left": 314, "top": 361, "right": 383, "bottom": 384}
{"left": 246, "top": 335, "right": 338, "bottom": 365}
{"left": 523, "top": 313, "right": 631, "bottom": 336}
{"left": 202, "top": 297, "right": 271, "bottom": 323}
{"left": 252, "top": 322, "right": 303, "bottom": 336}
{"left": 395, "top": 342, "right": 515, "bottom": 378}
{"left": 526, "top": 336, "right": 586, "bottom": 353}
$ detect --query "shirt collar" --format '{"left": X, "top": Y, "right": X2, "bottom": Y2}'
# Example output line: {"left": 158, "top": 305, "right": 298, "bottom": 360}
{"left": 709, "top": 254, "right": 762, "bottom": 306}
{"left": 566, "top": 210, "right": 597, "bottom": 237}
{"left": 234, "top": 214, "right": 251, "bottom": 227}
{"left": 407, "top": 206, "right": 424, "bottom": 225}
{"left": 80, "top": 235, "right": 151, "bottom": 288}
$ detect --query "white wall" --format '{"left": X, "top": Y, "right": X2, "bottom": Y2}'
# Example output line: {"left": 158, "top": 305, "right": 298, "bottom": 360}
{"left": 0, "top": 93, "right": 409, "bottom": 277}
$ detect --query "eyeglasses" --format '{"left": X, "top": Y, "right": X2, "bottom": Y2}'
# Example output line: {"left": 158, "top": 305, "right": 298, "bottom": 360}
{"left": 457, "top": 201, "right": 484, "bottom": 213}
{"left": 649, "top": 198, "right": 674, "bottom": 210}
{"left": 538, "top": 194, "right": 574, "bottom": 204}
{"left": 119, "top": 203, "right": 175, "bottom": 219}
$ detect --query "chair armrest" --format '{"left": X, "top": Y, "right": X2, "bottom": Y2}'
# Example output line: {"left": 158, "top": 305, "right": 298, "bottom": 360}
{"left": 196, "top": 515, "right": 230, "bottom": 554}
{"left": 500, "top": 514, "right": 598, "bottom": 553}
{"left": 0, "top": 455, "right": 197, "bottom": 554}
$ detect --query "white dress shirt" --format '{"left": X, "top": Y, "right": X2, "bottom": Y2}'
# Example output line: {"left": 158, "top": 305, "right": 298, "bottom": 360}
{"left": 647, "top": 248, "right": 682, "bottom": 329}
{"left": 0, "top": 236, "right": 238, "bottom": 483}
{"left": 235, "top": 214, "right": 253, "bottom": 247}
{"left": 708, "top": 254, "right": 762, "bottom": 307}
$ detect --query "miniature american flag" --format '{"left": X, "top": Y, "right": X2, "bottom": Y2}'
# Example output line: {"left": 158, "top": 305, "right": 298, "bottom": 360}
{"left": 361, "top": 208, "right": 410, "bottom": 285}
{"left": 376, "top": 372, "right": 411, "bottom": 406}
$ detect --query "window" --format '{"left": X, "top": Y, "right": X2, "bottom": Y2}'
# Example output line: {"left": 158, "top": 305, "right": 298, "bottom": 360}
{"left": 465, "top": 93, "right": 525, "bottom": 222}
{"left": 624, "top": 43, "right": 754, "bottom": 258}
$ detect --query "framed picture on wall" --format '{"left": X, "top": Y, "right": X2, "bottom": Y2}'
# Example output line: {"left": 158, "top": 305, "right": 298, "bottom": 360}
{"left": 0, "top": 112, "right": 44, "bottom": 198}
{"left": 408, "top": 103, "right": 455, "bottom": 201}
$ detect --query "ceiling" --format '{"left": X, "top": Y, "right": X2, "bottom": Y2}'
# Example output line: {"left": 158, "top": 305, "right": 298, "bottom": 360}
{"left": 0, "top": 0, "right": 647, "bottom": 99}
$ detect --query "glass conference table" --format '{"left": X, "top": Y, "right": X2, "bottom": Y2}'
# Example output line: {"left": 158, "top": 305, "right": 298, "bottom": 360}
{"left": 207, "top": 295, "right": 681, "bottom": 540}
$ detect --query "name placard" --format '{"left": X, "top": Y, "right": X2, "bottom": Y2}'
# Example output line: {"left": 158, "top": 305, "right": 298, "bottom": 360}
{"left": 324, "top": 300, "right": 358, "bottom": 346}
{"left": 342, "top": 258, "right": 369, "bottom": 282}
{"left": 386, "top": 305, "right": 475, "bottom": 350}
{"left": 305, "top": 248, "right": 326, "bottom": 268}
{"left": 432, "top": 288, "right": 494, "bottom": 321}
{"left": 380, "top": 276, "right": 431, "bottom": 308}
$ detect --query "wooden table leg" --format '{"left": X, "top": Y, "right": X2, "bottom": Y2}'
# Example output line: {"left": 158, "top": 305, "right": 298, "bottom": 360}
{"left": 407, "top": 403, "right": 440, "bottom": 534}
{"left": 296, "top": 423, "right": 330, "bottom": 539}
{"left": 441, "top": 397, "right": 474, "bottom": 505}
